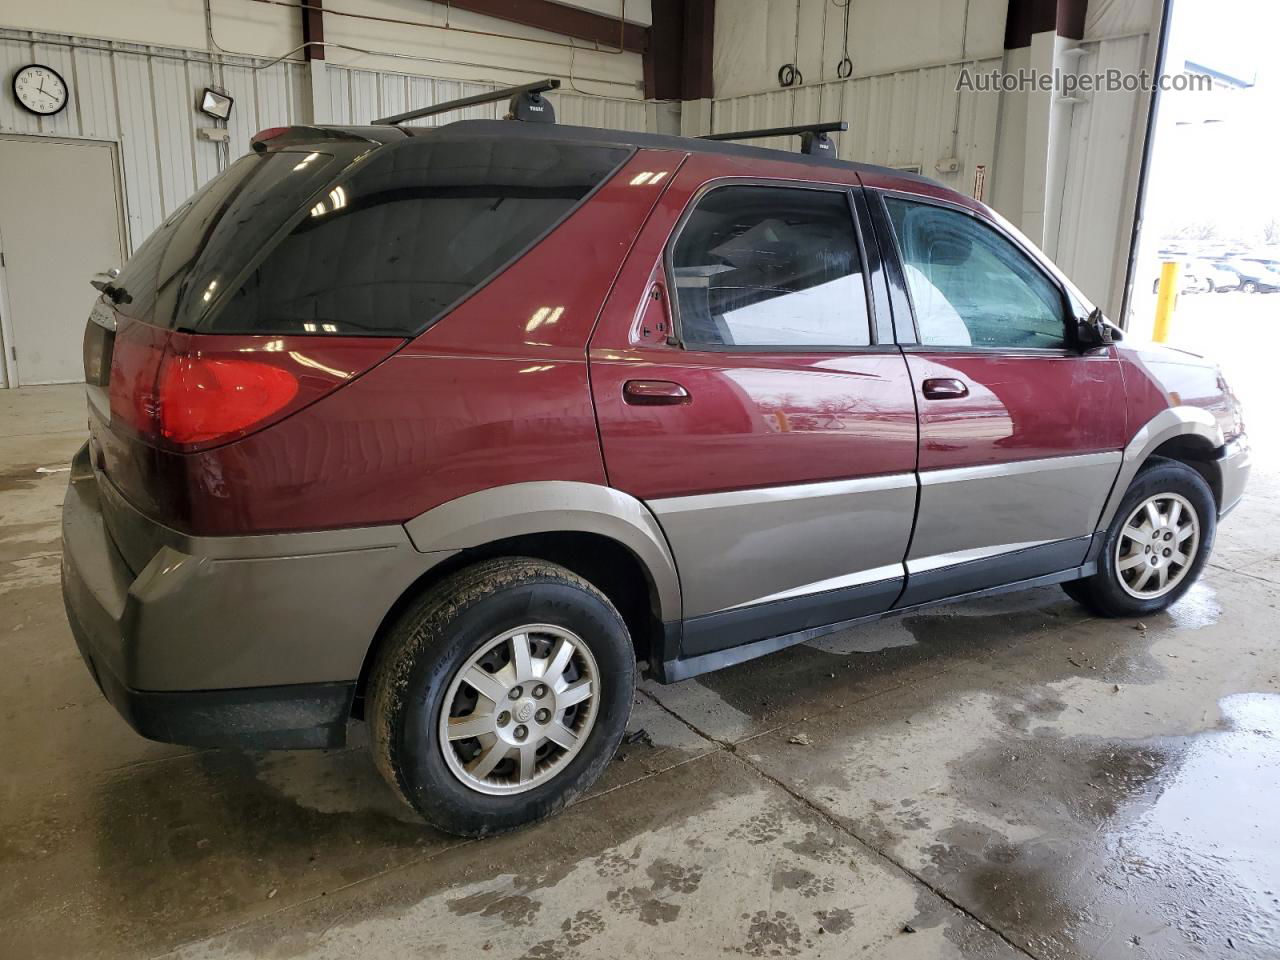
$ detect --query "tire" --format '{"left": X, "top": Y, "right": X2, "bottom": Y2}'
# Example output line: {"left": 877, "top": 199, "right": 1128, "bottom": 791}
{"left": 368, "top": 557, "right": 635, "bottom": 837}
{"left": 1061, "top": 458, "right": 1216, "bottom": 618}
{"left": 1243, "top": 281, "right": 1258, "bottom": 294}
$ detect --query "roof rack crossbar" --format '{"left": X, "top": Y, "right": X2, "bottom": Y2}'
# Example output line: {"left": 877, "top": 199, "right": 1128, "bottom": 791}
{"left": 373, "top": 78, "right": 560, "bottom": 126}
{"left": 700, "top": 121, "right": 847, "bottom": 157}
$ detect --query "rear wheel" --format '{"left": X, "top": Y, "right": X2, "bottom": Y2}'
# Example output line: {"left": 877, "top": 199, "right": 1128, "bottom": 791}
{"left": 1062, "top": 459, "right": 1215, "bottom": 618}
{"left": 368, "top": 557, "right": 635, "bottom": 837}
{"left": 1243, "top": 280, "right": 1259, "bottom": 294}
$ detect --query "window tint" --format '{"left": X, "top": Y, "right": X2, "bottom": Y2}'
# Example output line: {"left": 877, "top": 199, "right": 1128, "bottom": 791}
{"left": 113, "top": 149, "right": 349, "bottom": 326}
{"left": 670, "top": 186, "right": 870, "bottom": 348}
{"left": 208, "top": 139, "right": 629, "bottom": 336}
{"left": 885, "top": 197, "right": 1066, "bottom": 349}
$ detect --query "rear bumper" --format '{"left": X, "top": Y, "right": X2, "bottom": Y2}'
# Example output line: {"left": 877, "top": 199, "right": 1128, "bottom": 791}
{"left": 60, "top": 442, "right": 449, "bottom": 749}
{"left": 1218, "top": 436, "right": 1251, "bottom": 518}
{"left": 65, "top": 602, "right": 354, "bottom": 748}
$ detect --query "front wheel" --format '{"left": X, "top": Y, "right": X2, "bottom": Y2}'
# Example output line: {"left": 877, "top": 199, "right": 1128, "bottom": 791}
{"left": 1062, "top": 459, "right": 1216, "bottom": 617}
{"left": 1243, "top": 280, "right": 1259, "bottom": 294}
{"left": 368, "top": 557, "right": 635, "bottom": 837}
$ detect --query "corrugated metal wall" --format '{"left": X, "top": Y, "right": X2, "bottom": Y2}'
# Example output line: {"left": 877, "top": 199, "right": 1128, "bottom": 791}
{"left": 710, "top": 56, "right": 1004, "bottom": 196}
{"left": 0, "top": 29, "right": 311, "bottom": 251}
{"left": 0, "top": 28, "right": 654, "bottom": 254}
{"left": 324, "top": 66, "right": 657, "bottom": 133}
{"left": 1054, "top": 34, "right": 1152, "bottom": 317}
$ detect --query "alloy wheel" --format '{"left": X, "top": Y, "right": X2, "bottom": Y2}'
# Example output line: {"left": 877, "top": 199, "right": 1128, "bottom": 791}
{"left": 438, "top": 624, "right": 600, "bottom": 795}
{"left": 1114, "top": 493, "right": 1200, "bottom": 600}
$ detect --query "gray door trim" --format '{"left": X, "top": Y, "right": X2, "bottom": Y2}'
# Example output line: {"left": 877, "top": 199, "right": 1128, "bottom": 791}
{"left": 648, "top": 471, "right": 916, "bottom": 514}
{"left": 724, "top": 561, "right": 904, "bottom": 610}
{"left": 648, "top": 471, "right": 917, "bottom": 618}
{"left": 907, "top": 540, "right": 1052, "bottom": 574}
{"left": 908, "top": 450, "right": 1124, "bottom": 564}
{"left": 919, "top": 450, "right": 1123, "bottom": 486}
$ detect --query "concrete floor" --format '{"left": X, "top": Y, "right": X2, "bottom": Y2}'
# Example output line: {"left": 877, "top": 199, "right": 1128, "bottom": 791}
{"left": 2, "top": 378, "right": 1279, "bottom": 960}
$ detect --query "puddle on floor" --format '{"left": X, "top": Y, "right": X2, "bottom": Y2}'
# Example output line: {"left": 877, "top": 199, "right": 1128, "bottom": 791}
{"left": 1111, "top": 693, "right": 1280, "bottom": 950}
{"left": 1162, "top": 581, "right": 1223, "bottom": 630}
{"left": 932, "top": 692, "right": 1280, "bottom": 958}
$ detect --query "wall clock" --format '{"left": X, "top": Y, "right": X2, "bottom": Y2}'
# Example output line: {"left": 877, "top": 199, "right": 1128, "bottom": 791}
{"left": 13, "top": 64, "right": 68, "bottom": 117}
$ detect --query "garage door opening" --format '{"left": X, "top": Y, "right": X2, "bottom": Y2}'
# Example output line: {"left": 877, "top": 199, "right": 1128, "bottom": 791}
{"left": 1126, "top": 0, "right": 1279, "bottom": 465}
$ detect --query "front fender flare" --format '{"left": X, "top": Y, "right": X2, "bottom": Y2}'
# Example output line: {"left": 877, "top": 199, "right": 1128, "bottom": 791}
{"left": 1096, "top": 405, "right": 1224, "bottom": 531}
{"left": 404, "top": 481, "right": 682, "bottom": 621}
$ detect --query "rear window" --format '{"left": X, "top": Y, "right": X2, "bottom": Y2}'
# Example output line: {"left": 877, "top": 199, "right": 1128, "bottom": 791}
{"left": 203, "top": 138, "right": 631, "bottom": 336}
{"left": 112, "top": 147, "right": 357, "bottom": 328}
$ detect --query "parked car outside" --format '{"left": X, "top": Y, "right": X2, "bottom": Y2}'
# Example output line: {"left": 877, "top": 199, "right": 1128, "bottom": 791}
{"left": 63, "top": 117, "right": 1251, "bottom": 836}
{"left": 1215, "top": 258, "right": 1280, "bottom": 293}
{"left": 1193, "top": 260, "right": 1242, "bottom": 293}
{"left": 1149, "top": 262, "right": 1211, "bottom": 295}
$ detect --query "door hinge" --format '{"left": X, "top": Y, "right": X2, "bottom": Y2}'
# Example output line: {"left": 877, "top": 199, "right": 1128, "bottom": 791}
{"left": 9, "top": 346, "right": 15, "bottom": 361}
{"left": 0, "top": 251, "right": 5, "bottom": 268}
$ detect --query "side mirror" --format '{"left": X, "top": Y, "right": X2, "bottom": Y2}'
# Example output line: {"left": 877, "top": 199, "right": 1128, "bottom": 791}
{"left": 1075, "top": 307, "right": 1119, "bottom": 350}
{"left": 89, "top": 267, "right": 120, "bottom": 292}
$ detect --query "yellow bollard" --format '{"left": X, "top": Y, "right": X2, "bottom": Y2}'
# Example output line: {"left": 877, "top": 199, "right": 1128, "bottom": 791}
{"left": 1153, "top": 261, "right": 1179, "bottom": 343}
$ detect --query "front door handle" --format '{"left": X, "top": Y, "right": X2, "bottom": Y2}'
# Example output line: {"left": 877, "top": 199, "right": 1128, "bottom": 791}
{"left": 921, "top": 377, "right": 969, "bottom": 400}
{"left": 623, "top": 380, "right": 691, "bottom": 405}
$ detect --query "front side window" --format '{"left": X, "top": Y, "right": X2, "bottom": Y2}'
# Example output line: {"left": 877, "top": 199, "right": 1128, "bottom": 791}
{"left": 670, "top": 185, "right": 871, "bottom": 348}
{"left": 885, "top": 197, "right": 1067, "bottom": 349}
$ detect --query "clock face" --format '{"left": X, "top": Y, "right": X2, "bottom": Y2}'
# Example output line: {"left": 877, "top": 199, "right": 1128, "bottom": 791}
{"left": 13, "top": 64, "right": 68, "bottom": 117}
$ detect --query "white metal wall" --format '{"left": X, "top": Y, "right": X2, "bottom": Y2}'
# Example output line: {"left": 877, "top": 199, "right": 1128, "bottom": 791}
{"left": 0, "top": 29, "right": 308, "bottom": 251}
{"left": 709, "top": 56, "right": 1004, "bottom": 196}
{"left": 0, "top": 28, "right": 656, "bottom": 255}
{"left": 323, "top": 66, "right": 658, "bottom": 132}
{"left": 1054, "top": 34, "right": 1153, "bottom": 317}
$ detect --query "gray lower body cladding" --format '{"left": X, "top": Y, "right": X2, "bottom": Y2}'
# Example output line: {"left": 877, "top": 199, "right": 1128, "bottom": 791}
{"left": 60, "top": 443, "right": 452, "bottom": 748}
{"left": 60, "top": 420, "right": 1253, "bottom": 747}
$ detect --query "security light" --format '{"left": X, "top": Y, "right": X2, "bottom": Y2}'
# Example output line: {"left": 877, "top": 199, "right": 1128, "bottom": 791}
{"left": 198, "top": 87, "right": 233, "bottom": 121}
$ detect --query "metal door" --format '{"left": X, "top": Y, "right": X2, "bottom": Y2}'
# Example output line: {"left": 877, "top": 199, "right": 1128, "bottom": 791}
{"left": 0, "top": 136, "right": 126, "bottom": 385}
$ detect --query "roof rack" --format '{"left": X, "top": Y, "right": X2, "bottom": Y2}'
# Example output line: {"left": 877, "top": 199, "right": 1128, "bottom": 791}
{"left": 373, "top": 78, "right": 560, "bottom": 126}
{"left": 700, "top": 121, "right": 847, "bottom": 157}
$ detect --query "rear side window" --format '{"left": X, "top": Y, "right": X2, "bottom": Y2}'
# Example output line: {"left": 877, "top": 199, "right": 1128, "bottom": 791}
{"left": 884, "top": 197, "right": 1067, "bottom": 349}
{"left": 206, "top": 139, "right": 630, "bottom": 336}
{"left": 670, "top": 185, "right": 871, "bottom": 348}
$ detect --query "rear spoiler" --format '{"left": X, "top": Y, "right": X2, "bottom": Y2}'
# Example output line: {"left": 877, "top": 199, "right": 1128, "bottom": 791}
{"left": 250, "top": 124, "right": 409, "bottom": 153}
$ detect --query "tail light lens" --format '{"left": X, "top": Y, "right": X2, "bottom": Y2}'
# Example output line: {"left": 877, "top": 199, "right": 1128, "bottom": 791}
{"left": 107, "top": 323, "right": 403, "bottom": 452}
{"left": 159, "top": 356, "right": 299, "bottom": 444}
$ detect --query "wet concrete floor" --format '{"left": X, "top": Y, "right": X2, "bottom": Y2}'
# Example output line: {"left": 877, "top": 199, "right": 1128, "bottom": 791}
{"left": 2, "top": 384, "right": 1278, "bottom": 959}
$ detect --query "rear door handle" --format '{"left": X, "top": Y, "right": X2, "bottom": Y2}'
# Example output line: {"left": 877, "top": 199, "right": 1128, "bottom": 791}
{"left": 623, "top": 380, "right": 691, "bottom": 405}
{"left": 921, "top": 377, "right": 969, "bottom": 400}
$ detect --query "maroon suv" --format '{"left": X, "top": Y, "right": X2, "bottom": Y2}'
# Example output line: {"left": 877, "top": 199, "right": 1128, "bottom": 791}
{"left": 63, "top": 103, "right": 1250, "bottom": 836}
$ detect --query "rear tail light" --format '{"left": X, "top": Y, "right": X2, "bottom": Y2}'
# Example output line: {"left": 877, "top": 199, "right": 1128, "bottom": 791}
{"left": 158, "top": 356, "right": 298, "bottom": 444}
{"left": 107, "top": 323, "right": 403, "bottom": 452}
